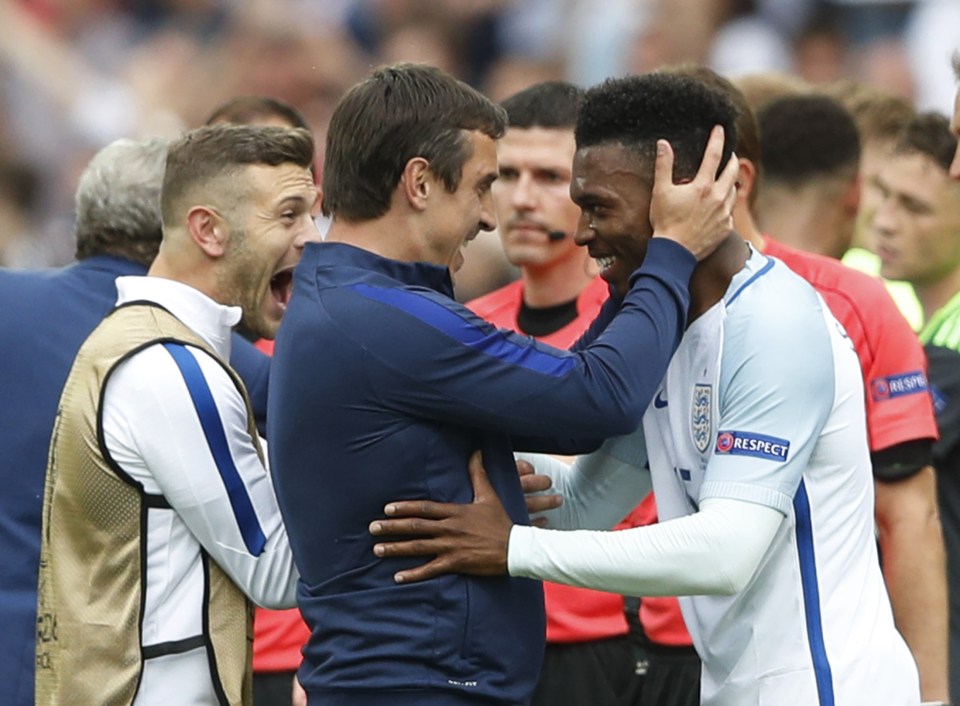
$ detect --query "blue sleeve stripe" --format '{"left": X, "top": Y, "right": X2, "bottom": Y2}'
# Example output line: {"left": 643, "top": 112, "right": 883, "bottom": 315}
{"left": 793, "top": 480, "right": 835, "bottom": 705}
{"left": 727, "top": 258, "right": 775, "bottom": 305}
{"left": 350, "top": 283, "right": 578, "bottom": 377}
{"left": 162, "top": 343, "right": 267, "bottom": 556}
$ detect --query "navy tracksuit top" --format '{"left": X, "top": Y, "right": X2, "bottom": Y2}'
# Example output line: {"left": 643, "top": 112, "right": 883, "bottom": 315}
{"left": 268, "top": 238, "right": 696, "bottom": 705}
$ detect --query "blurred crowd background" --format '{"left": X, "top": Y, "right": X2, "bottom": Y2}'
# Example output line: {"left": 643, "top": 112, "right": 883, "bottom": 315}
{"left": 1, "top": 0, "right": 958, "bottom": 285}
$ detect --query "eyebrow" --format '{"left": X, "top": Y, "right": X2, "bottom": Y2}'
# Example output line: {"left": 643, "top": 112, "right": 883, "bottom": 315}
{"left": 570, "top": 189, "right": 608, "bottom": 207}
{"left": 275, "top": 192, "right": 314, "bottom": 211}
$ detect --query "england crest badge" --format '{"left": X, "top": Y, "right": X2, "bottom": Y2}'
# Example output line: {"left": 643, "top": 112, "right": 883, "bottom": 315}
{"left": 691, "top": 383, "right": 712, "bottom": 453}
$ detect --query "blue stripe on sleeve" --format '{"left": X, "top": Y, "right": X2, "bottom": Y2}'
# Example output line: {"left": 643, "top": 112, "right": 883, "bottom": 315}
{"left": 162, "top": 343, "right": 267, "bottom": 556}
{"left": 350, "top": 283, "right": 578, "bottom": 377}
{"left": 793, "top": 480, "right": 835, "bottom": 705}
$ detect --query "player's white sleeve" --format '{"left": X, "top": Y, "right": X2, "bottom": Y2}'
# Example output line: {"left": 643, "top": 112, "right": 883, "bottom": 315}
{"left": 508, "top": 496, "right": 782, "bottom": 596}
{"left": 102, "top": 343, "right": 298, "bottom": 609}
{"left": 515, "top": 430, "right": 650, "bottom": 531}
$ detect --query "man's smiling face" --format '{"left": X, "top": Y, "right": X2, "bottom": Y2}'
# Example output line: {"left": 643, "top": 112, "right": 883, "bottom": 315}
{"left": 570, "top": 143, "right": 654, "bottom": 297}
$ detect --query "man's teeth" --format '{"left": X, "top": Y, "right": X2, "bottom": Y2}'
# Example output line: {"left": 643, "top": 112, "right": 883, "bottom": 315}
{"left": 595, "top": 255, "right": 616, "bottom": 270}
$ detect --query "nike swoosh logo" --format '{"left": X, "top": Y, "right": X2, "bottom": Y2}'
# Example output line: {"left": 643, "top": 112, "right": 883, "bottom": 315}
{"left": 654, "top": 391, "right": 668, "bottom": 408}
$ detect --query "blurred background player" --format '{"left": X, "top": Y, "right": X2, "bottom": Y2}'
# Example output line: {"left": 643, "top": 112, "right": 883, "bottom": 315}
{"left": 753, "top": 88, "right": 947, "bottom": 705}
{"left": 825, "top": 80, "right": 924, "bottom": 329}
{"left": 870, "top": 110, "right": 960, "bottom": 701}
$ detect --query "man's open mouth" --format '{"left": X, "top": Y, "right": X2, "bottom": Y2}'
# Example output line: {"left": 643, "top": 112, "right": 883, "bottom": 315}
{"left": 270, "top": 267, "right": 295, "bottom": 307}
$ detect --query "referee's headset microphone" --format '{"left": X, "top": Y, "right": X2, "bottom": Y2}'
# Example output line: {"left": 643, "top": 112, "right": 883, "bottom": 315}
{"left": 547, "top": 230, "right": 567, "bottom": 241}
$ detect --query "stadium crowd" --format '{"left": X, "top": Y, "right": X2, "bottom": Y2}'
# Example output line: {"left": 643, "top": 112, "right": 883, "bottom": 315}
{"left": 2, "top": 1, "right": 960, "bottom": 705}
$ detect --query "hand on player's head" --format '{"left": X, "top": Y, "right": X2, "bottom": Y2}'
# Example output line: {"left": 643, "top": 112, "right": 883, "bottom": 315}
{"left": 651, "top": 125, "right": 738, "bottom": 261}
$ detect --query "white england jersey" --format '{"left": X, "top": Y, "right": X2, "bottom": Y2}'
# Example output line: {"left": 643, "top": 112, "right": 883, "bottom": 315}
{"left": 643, "top": 248, "right": 918, "bottom": 705}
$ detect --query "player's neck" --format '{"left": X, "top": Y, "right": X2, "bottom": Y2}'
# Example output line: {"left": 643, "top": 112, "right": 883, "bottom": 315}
{"left": 688, "top": 234, "right": 749, "bottom": 324}
{"left": 756, "top": 187, "right": 847, "bottom": 259}
{"left": 732, "top": 201, "right": 764, "bottom": 250}
{"left": 521, "top": 253, "right": 597, "bottom": 308}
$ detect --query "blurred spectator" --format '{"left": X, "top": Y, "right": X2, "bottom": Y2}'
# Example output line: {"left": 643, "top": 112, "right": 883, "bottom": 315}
{"left": 904, "top": 0, "right": 960, "bottom": 114}
{"left": 734, "top": 70, "right": 810, "bottom": 111}
{"left": 0, "top": 152, "right": 42, "bottom": 267}
{"left": 1, "top": 0, "right": 959, "bottom": 271}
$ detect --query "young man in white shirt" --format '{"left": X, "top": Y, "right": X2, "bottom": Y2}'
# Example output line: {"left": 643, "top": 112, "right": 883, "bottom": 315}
{"left": 36, "top": 125, "right": 319, "bottom": 706}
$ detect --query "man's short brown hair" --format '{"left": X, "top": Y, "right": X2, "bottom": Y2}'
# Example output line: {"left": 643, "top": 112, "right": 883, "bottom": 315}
{"left": 322, "top": 63, "right": 507, "bottom": 222}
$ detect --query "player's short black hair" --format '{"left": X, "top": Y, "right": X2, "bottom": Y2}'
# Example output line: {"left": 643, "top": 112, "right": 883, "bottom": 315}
{"left": 575, "top": 72, "right": 737, "bottom": 181}
{"left": 658, "top": 64, "right": 762, "bottom": 207}
{"left": 895, "top": 112, "right": 958, "bottom": 172}
{"left": 501, "top": 81, "right": 584, "bottom": 131}
{"left": 757, "top": 94, "right": 860, "bottom": 186}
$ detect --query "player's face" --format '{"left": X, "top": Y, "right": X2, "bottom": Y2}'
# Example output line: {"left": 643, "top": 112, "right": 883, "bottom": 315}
{"left": 425, "top": 130, "right": 499, "bottom": 274}
{"left": 854, "top": 137, "right": 898, "bottom": 249}
{"left": 219, "top": 162, "right": 320, "bottom": 339}
{"left": 570, "top": 143, "right": 653, "bottom": 297}
{"left": 493, "top": 127, "right": 584, "bottom": 269}
{"left": 871, "top": 151, "right": 960, "bottom": 287}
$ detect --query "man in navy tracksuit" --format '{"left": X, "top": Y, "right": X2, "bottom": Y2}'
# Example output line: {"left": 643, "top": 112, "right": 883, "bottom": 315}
{"left": 269, "top": 64, "right": 738, "bottom": 706}
{"left": 0, "top": 137, "right": 270, "bottom": 706}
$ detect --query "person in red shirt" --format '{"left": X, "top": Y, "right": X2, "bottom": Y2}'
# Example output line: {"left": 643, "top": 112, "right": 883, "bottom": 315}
{"left": 467, "top": 81, "right": 642, "bottom": 706}
{"left": 637, "top": 65, "right": 947, "bottom": 706}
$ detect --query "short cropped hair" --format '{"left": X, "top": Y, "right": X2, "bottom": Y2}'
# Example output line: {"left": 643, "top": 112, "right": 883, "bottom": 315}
{"left": 575, "top": 72, "right": 737, "bottom": 182}
{"left": 161, "top": 125, "right": 314, "bottom": 227}
{"left": 894, "top": 112, "right": 958, "bottom": 172}
{"left": 823, "top": 81, "right": 915, "bottom": 146}
{"left": 660, "top": 64, "right": 761, "bottom": 206}
{"left": 501, "top": 81, "right": 584, "bottom": 130}
{"left": 205, "top": 95, "right": 310, "bottom": 131}
{"left": 322, "top": 63, "right": 507, "bottom": 222}
{"left": 757, "top": 95, "right": 861, "bottom": 187}
{"left": 75, "top": 138, "right": 171, "bottom": 266}
{"left": 733, "top": 72, "right": 810, "bottom": 114}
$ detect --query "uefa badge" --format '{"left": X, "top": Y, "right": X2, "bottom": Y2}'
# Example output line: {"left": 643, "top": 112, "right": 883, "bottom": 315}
{"left": 691, "top": 383, "right": 712, "bottom": 453}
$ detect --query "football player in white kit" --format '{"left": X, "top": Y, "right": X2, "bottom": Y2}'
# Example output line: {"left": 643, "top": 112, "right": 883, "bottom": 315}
{"left": 368, "top": 72, "right": 921, "bottom": 706}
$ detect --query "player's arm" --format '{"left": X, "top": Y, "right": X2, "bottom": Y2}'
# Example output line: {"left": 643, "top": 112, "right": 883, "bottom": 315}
{"left": 102, "top": 343, "right": 298, "bottom": 609}
{"left": 903, "top": 342, "right": 960, "bottom": 702}
{"left": 513, "top": 431, "right": 652, "bottom": 531}
{"left": 228, "top": 332, "right": 271, "bottom": 435}
{"left": 349, "top": 132, "right": 737, "bottom": 446}
{"left": 364, "top": 237, "right": 692, "bottom": 440}
{"left": 857, "top": 283, "right": 949, "bottom": 702}
{"left": 873, "top": 448, "right": 948, "bottom": 703}
{"left": 368, "top": 451, "right": 782, "bottom": 592}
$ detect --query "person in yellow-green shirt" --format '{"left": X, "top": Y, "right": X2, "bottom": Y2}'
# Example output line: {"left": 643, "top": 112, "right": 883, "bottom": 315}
{"left": 872, "top": 109, "right": 960, "bottom": 702}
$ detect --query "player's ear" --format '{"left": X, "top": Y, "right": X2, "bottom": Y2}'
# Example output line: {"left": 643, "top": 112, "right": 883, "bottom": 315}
{"left": 186, "top": 206, "right": 228, "bottom": 258}
{"left": 735, "top": 157, "right": 757, "bottom": 206}
{"left": 400, "top": 158, "right": 431, "bottom": 212}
